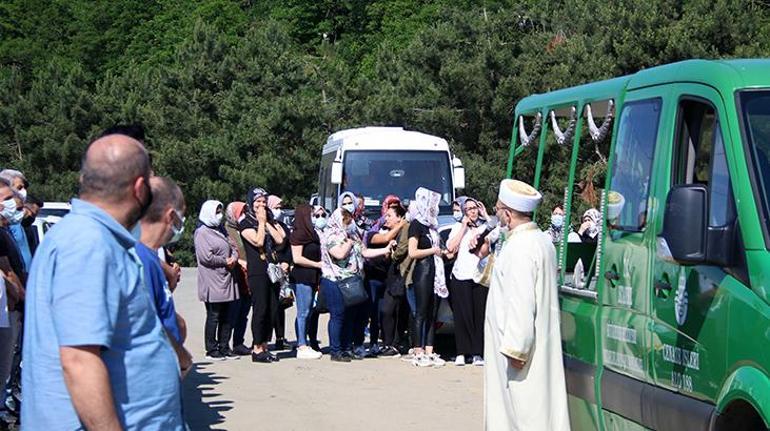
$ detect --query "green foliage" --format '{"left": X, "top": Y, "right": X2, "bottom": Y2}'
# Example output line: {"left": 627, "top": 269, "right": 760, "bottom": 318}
{"left": 2, "top": 0, "right": 769, "bottom": 264}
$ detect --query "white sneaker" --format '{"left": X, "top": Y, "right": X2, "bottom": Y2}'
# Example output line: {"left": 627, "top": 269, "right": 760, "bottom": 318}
{"left": 430, "top": 353, "right": 446, "bottom": 368}
{"left": 401, "top": 348, "right": 416, "bottom": 362}
{"left": 296, "top": 347, "right": 322, "bottom": 360}
{"left": 412, "top": 353, "right": 432, "bottom": 368}
{"left": 454, "top": 355, "right": 466, "bottom": 366}
{"left": 472, "top": 355, "right": 485, "bottom": 366}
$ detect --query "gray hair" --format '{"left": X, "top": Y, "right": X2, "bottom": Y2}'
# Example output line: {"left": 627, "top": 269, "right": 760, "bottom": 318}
{"left": 0, "top": 170, "right": 26, "bottom": 187}
{"left": 144, "top": 177, "right": 185, "bottom": 223}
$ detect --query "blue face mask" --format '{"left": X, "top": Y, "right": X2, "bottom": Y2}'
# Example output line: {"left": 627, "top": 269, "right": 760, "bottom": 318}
{"left": 342, "top": 203, "right": 355, "bottom": 215}
{"left": 551, "top": 214, "right": 564, "bottom": 228}
{"left": 9, "top": 209, "right": 24, "bottom": 225}
{"left": 313, "top": 216, "right": 327, "bottom": 230}
{"left": 167, "top": 210, "right": 185, "bottom": 245}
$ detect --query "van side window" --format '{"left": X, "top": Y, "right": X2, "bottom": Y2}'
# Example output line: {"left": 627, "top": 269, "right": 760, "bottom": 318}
{"left": 672, "top": 99, "right": 736, "bottom": 227}
{"left": 608, "top": 98, "right": 662, "bottom": 231}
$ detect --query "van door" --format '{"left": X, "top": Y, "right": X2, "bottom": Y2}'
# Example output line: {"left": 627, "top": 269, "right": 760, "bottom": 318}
{"left": 648, "top": 85, "right": 746, "bottom": 427}
{"left": 599, "top": 88, "right": 669, "bottom": 426}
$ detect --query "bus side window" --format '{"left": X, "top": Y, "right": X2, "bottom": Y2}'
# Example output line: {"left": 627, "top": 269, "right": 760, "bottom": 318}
{"left": 607, "top": 98, "right": 662, "bottom": 231}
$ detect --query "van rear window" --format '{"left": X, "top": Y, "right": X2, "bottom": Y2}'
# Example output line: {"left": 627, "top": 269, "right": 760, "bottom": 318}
{"left": 607, "top": 98, "right": 662, "bottom": 232}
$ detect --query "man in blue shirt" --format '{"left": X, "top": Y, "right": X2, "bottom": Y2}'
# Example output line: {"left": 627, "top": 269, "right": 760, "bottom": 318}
{"left": 136, "top": 176, "right": 190, "bottom": 364}
{"left": 22, "top": 134, "right": 184, "bottom": 430}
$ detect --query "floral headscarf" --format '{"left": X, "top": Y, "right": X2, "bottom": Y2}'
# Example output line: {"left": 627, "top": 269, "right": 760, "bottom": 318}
{"left": 582, "top": 208, "right": 602, "bottom": 239}
{"left": 413, "top": 187, "right": 447, "bottom": 298}
{"left": 414, "top": 187, "right": 440, "bottom": 229}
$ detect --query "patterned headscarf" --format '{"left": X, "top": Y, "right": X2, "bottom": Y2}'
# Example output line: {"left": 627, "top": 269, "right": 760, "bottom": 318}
{"left": 320, "top": 208, "right": 363, "bottom": 279}
{"left": 414, "top": 187, "right": 440, "bottom": 229}
{"left": 267, "top": 195, "right": 282, "bottom": 210}
{"left": 582, "top": 208, "right": 602, "bottom": 239}
{"left": 225, "top": 202, "right": 245, "bottom": 228}
{"left": 246, "top": 186, "right": 268, "bottom": 217}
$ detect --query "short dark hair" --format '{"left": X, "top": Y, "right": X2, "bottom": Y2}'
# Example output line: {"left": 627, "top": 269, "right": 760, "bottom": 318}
{"left": 26, "top": 194, "right": 44, "bottom": 207}
{"left": 99, "top": 124, "right": 146, "bottom": 142}
{"left": 143, "top": 177, "right": 185, "bottom": 223}
{"left": 79, "top": 137, "right": 151, "bottom": 202}
{"left": 389, "top": 204, "right": 406, "bottom": 219}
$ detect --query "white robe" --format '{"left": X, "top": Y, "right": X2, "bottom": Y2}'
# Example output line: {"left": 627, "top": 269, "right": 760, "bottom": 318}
{"left": 484, "top": 222, "right": 571, "bottom": 431}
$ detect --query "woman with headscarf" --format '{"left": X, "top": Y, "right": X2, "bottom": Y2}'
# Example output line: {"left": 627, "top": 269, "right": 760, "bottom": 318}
{"left": 195, "top": 200, "right": 239, "bottom": 360}
{"left": 446, "top": 196, "right": 489, "bottom": 366}
{"left": 320, "top": 206, "right": 394, "bottom": 362}
{"left": 238, "top": 187, "right": 287, "bottom": 363}
{"left": 406, "top": 187, "right": 448, "bottom": 368}
{"left": 224, "top": 202, "right": 252, "bottom": 356}
{"left": 268, "top": 195, "right": 292, "bottom": 351}
{"left": 290, "top": 204, "right": 324, "bottom": 359}
{"left": 577, "top": 208, "right": 602, "bottom": 243}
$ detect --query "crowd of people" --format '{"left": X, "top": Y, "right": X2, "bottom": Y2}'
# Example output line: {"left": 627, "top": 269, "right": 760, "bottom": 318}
{"left": 9, "top": 124, "right": 573, "bottom": 430}
{"left": 193, "top": 183, "right": 499, "bottom": 367}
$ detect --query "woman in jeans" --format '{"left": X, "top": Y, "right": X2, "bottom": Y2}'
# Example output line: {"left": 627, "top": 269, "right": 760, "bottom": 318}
{"left": 238, "top": 187, "right": 286, "bottom": 363}
{"left": 320, "top": 206, "right": 393, "bottom": 362}
{"left": 290, "top": 204, "right": 324, "bottom": 359}
{"left": 407, "top": 187, "right": 448, "bottom": 368}
{"left": 195, "top": 200, "right": 239, "bottom": 360}
{"left": 446, "top": 197, "right": 489, "bottom": 366}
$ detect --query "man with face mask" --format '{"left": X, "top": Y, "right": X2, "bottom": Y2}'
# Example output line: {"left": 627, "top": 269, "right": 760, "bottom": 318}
{"left": 22, "top": 195, "right": 43, "bottom": 255}
{"left": 22, "top": 133, "right": 184, "bottom": 430}
{"left": 0, "top": 172, "right": 34, "bottom": 274}
{"left": 136, "top": 176, "right": 192, "bottom": 375}
{"left": 483, "top": 179, "right": 570, "bottom": 431}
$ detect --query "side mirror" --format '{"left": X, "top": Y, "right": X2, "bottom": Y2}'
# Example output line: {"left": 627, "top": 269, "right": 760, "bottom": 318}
{"left": 661, "top": 185, "right": 708, "bottom": 265}
{"left": 660, "top": 184, "right": 737, "bottom": 267}
{"left": 453, "top": 157, "right": 465, "bottom": 189}
{"left": 330, "top": 149, "right": 343, "bottom": 185}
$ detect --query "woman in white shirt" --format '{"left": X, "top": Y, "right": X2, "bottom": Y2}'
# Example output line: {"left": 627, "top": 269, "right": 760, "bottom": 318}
{"left": 445, "top": 197, "right": 489, "bottom": 366}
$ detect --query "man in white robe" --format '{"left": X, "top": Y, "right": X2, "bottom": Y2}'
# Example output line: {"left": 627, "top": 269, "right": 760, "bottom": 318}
{"left": 483, "top": 179, "right": 570, "bottom": 431}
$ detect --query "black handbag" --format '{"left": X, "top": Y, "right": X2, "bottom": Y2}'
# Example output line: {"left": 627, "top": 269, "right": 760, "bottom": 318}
{"left": 338, "top": 275, "right": 368, "bottom": 307}
{"left": 385, "top": 263, "right": 406, "bottom": 297}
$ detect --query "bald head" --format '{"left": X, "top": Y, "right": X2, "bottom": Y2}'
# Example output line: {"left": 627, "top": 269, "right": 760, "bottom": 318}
{"left": 80, "top": 134, "right": 150, "bottom": 203}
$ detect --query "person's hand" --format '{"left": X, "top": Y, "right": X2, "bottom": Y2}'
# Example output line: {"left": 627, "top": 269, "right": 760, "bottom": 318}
{"left": 226, "top": 256, "right": 237, "bottom": 268}
{"left": 388, "top": 240, "right": 397, "bottom": 250}
{"left": 462, "top": 216, "right": 472, "bottom": 227}
{"left": 478, "top": 202, "right": 490, "bottom": 220}
{"left": 256, "top": 207, "right": 267, "bottom": 224}
{"left": 280, "top": 262, "right": 290, "bottom": 274}
{"left": 469, "top": 234, "right": 480, "bottom": 251}
{"left": 509, "top": 357, "right": 526, "bottom": 369}
{"left": 579, "top": 221, "right": 591, "bottom": 234}
{"left": 433, "top": 246, "right": 442, "bottom": 257}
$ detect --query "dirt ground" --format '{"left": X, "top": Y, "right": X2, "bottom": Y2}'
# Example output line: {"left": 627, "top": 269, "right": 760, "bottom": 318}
{"left": 176, "top": 268, "right": 483, "bottom": 431}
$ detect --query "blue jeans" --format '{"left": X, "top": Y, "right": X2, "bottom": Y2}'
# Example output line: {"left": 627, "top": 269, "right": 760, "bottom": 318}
{"left": 294, "top": 283, "right": 314, "bottom": 347}
{"left": 321, "top": 278, "right": 347, "bottom": 355}
{"left": 406, "top": 287, "right": 417, "bottom": 316}
{"left": 366, "top": 278, "right": 385, "bottom": 345}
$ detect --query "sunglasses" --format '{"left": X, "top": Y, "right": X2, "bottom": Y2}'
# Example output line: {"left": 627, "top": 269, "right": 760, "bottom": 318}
{"left": 313, "top": 214, "right": 327, "bottom": 219}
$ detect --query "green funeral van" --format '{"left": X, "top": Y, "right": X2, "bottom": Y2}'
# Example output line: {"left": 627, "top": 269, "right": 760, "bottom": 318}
{"left": 510, "top": 59, "right": 770, "bottom": 430}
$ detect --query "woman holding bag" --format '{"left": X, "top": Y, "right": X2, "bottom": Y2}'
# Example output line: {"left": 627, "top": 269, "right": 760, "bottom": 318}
{"left": 320, "top": 206, "right": 393, "bottom": 362}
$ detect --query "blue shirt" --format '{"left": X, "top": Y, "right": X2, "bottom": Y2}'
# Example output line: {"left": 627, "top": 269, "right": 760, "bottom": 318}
{"left": 22, "top": 199, "right": 183, "bottom": 430}
{"left": 8, "top": 223, "right": 31, "bottom": 272}
{"left": 135, "top": 242, "right": 182, "bottom": 344}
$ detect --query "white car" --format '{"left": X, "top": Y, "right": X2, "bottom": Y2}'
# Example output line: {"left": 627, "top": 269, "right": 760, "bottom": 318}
{"left": 32, "top": 202, "right": 71, "bottom": 242}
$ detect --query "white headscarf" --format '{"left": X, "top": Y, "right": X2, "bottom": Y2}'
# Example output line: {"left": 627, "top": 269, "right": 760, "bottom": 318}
{"left": 199, "top": 200, "right": 224, "bottom": 228}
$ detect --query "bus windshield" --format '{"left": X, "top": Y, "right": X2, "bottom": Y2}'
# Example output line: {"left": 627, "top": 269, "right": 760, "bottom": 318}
{"left": 343, "top": 150, "right": 453, "bottom": 214}
{"left": 741, "top": 90, "right": 770, "bottom": 237}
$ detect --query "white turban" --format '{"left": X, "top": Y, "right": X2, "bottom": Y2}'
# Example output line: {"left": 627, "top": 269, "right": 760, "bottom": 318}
{"left": 498, "top": 179, "right": 542, "bottom": 213}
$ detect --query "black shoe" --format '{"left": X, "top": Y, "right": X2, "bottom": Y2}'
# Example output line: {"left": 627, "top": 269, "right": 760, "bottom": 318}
{"left": 267, "top": 351, "right": 280, "bottom": 362}
{"left": 251, "top": 351, "right": 271, "bottom": 363}
{"left": 274, "top": 339, "right": 286, "bottom": 351}
{"left": 220, "top": 348, "right": 240, "bottom": 359}
{"left": 346, "top": 350, "right": 364, "bottom": 360}
{"left": 309, "top": 341, "right": 322, "bottom": 352}
{"left": 379, "top": 346, "right": 401, "bottom": 358}
{"left": 233, "top": 344, "right": 252, "bottom": 356}
{"left": 330, "top": 353, "right": 351, "bottom": 363}
{"left": 205, "top": 350, "right": 226, "bottom": 361}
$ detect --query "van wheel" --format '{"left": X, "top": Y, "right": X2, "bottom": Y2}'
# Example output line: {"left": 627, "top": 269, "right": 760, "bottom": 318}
{"left": 714, "top": 400, "right": 767, "bottom": 431}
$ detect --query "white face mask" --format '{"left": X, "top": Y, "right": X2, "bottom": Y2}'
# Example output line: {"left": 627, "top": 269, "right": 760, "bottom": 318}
{"left": 271, "top": 208, "right": 282, "bottom": 220}
{"left": 551, "top": 214, "right": 564, "bottom": 228}
{"left": 342, "top": 203, "right": 355, "bottom": 214}
{"left": 1, "top": 199, "right": 16, "bottom": 222}
{"left": 453, "top": 211, "right": 462, "bottom": 222}
{"left": 9, "top": 209, "right": 24, "bottom": 225}
{"left": 17, "top": 188, "right": 27, "bottom": 202}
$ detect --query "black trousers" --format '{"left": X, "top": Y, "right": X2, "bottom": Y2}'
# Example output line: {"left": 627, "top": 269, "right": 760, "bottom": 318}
{"left": 449, "top": 277, "right": 488, "bottom": 356}
{"left": 250, "top": 275, "right": 279, "bottom": 346}
{"left": 230, "top": 291, "right": 251, "bottom": 347}
{"left": 381, "top": 289, "right": 410, "bottom": 347}
{"left": 411, "top": 259, "right": 436, "bottom": 348}
{"left": 273, "top": 305, "right": 286, "bottom": 342}
{"left": 204, "top": 301, "right": 232, "bottom": 354}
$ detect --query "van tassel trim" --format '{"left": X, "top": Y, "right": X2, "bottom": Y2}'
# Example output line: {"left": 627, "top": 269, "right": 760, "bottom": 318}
{"left": 585, "top": 100, "right": 614, "bottom": 143}
{"left": 550, "top": 106, "right": 577, "bottom": 145}
{"left": 518, "top": 112, "right": 542, "bottom": 147}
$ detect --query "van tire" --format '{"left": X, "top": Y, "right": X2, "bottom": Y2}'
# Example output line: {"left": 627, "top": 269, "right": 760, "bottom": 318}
{"left": 714, "top": 400, "right": 768, "bottom": 431}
